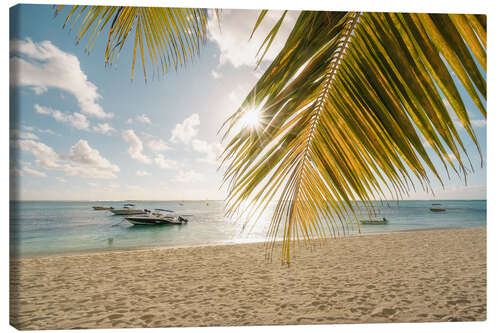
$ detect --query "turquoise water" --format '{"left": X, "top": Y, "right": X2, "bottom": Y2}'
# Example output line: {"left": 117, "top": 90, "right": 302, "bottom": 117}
{"left": 10, "top": 200, "right": 486, "bottom": 258}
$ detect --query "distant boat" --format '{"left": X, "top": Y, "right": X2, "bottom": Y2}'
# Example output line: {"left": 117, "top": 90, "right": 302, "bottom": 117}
{"left": 360, "top": 217, "right": 388, "bottom": 225}
{"left": 430, "top": 204, "right": 446, "bottom": 212}
{"left": 92, "top": 206, "right": 114, "bottom": 210}
{"left": 124, "top": 209, "right": 189, "bottom": 225}
{"left": 110, "top": 204, "right": 145, "bottom": 215}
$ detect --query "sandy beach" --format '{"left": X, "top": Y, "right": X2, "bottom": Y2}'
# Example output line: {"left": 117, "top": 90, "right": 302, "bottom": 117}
{"left": 10, "top": 227, "right": 486, "bottom": 329}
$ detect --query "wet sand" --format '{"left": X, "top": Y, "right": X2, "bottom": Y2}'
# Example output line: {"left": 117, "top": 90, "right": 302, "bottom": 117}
{"left": 10, "top": 227, "right": 486, "bottom": 329}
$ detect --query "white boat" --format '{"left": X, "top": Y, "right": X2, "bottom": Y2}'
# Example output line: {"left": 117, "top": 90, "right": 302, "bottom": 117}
{"left": 92, "top": 206, "right": 114, "bottom": 210}
{"left": 360, "top": 217, "right": 388, "bottom": 225}
{"left": 124, "top": 209, "right": 189, "bottom": 225}
{"left": 110, "top": 204, "right": 145, "bottom": 215}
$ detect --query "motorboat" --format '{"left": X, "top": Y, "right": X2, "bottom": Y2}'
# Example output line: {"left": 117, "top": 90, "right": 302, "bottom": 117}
{"left": 124, "top": 209, "right": 190, "bottom": 225}
{"left": 360, "top": 217, "right": 388, "bottom": 225}
{"left": 110, "top": 204, "right": 145, "bottom": 215}
{"left": 92, "top": 206, "right": 114, "bottom": 210}
{"left": 430, "top": 204, "right": 446, "bottom": 212}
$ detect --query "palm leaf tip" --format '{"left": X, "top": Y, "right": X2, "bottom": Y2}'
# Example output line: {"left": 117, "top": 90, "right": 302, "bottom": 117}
{"left": 55, "top": 5, "right": 220, "bottom": 80}
{"left": 221, "top": 12, "right": 486, "bottom": 263}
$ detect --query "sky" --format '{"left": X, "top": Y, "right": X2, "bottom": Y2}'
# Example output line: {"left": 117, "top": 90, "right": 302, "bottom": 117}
{"left": 9, "top": 5, "right": 486, "bottom": 201}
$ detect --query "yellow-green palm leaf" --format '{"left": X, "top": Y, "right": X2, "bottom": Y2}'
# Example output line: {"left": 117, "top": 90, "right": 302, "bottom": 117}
{"left": 55, "top": 5, "right": 220, "bottom": 81}
{"left": 220, "top": 12, "right": 486, "bottom": 263}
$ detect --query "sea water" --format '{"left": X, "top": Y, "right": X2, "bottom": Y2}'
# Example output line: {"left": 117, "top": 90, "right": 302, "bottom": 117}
{"left": 10, "top": 200, "right": 486, "bottom": 258}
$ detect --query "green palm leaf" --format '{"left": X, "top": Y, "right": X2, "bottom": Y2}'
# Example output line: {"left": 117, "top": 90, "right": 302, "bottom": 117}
{"left": 220, "top": 11, "right": 486, "bottom": 263}
{"left": 54, "top": 6, "right": 219, "bottom": 81}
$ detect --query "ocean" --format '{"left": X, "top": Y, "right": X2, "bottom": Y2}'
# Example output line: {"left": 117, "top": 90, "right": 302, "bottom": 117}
{"left": 10, "top": 200, "right": 486, "bottom": 258}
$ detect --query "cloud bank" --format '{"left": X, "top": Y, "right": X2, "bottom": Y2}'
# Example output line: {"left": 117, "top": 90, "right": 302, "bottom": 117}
{"left": 10, "top": 38, "right": 112, "bottom": 119}
{"left": 14, "top": 139, "right": 119, "bottom": 179}
{"left": 207, "top": 9, "right": 299, "bottom": 68}
{"left": 122, "top": 129, "right": 152, "bottom": 164}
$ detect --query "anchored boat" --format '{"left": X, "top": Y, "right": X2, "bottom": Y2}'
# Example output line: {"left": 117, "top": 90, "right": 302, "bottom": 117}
{"left": 92, "top": 206, "right": 114, "bottom": 210}
{"left": 124, "top": 209, "right": 189, "bottom": 225}
{"left": 430, "top": 204, "right": 446, "bottom": 212}
{"left": 110, "top": 204, "right": 145, "bottom": 215}
{"left": 360, "top": 217, "right": 388, "bottom": 225}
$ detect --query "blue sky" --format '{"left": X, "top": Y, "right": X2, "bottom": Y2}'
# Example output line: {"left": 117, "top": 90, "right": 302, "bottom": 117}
{"left": 9, "top": 4, "right": 486, "bottom": 201}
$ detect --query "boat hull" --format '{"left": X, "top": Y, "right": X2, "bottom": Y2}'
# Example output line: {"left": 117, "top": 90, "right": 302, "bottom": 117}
{"left": 361, "top": 221, "right": 387, "bottom": 225}
{"left": 125, "top": 216, "right": 184, "bottom": 225}
{"left": 360, "top": 220, "right": 388, "bottom": 225}
{"left": 430, "top": 208, "right": 446, "bottom": 212}
{"left": 93, "top": 206, "right": 113, "bottom": 210}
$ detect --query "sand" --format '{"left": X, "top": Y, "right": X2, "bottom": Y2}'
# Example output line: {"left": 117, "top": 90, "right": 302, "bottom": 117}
{"left": 10, "top": 227, "right": 486, "bottom": 329}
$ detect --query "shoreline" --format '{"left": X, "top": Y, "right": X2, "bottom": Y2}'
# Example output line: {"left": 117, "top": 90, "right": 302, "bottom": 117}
{"left": 12, "top": 225, "right": 485, "bottom": 260}
{"left": 10, "top": 227, "right": 486, "bottom": 329}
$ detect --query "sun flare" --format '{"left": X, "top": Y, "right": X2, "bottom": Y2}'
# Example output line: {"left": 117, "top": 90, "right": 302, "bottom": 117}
{"left": 239, "top": 108, "right": 261, "bottom": 129}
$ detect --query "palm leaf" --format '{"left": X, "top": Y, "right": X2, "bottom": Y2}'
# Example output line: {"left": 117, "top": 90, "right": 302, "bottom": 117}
{"left": 220, "top": 11, "right": 486, "bottom": 263}
{"left": 54, "top": 6, "right": 220, "bottom": 81}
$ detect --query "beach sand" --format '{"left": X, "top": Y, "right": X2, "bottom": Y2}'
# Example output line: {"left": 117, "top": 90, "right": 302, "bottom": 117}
{"left": 10, "top": 227, "right": 486, "bottom": 329}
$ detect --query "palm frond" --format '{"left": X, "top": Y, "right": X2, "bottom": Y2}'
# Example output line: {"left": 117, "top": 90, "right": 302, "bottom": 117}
{"left": 55, "top": 6, "right": 219, "bottom": 81}
{"left": 220, "top": 11, "right": 486, "bottom": 263}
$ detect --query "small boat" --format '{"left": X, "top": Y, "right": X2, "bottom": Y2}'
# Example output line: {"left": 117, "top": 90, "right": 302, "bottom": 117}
{"left": 430, "top": 204, "right": 446, "bottom": 212}
{"left": 110, "top": 204, "right": 145, "bottom": 215}
{"left": 92, "top": 206, "right": 114, "bottom": 210}
{"left": 124, "top": 209, "right": 189, "bottom": 225}
{"left": 360, "top": 217, "right": 388, "bottom": 225}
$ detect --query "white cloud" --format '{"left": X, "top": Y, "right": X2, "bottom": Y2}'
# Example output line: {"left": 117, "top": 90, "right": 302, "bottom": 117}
{"left": 443, "top": 99, "right": 486, "bottom": 130}
{"left": 170, "top": 114, "right": 200, "bottom": 144}
{"left": 93, "top": 122, "right": 115, "bottom": 135}
{"left": 191, "top": 139, "right": 222, "bottom": 164}
{"left": 10, "top": 129, "right": 39, "bottom": 140}
{"left": 14, "top": 139, "right": 119, "bottom": 179}
{"left": 137, "top": 114, "right": 152, "bottom": 124}
{"left": 207, "top": 9, "right": 299, "bottom": 68}
{"left": 146, "top": 138, "right": 171, "bottom": 152}
{"left": 56, "top": 177, "right": 67, "bottom": 182}
{"left": 21, "top": 125, "right": 34, "bottom": 131}
{"left": 10, "top": 38, "right": 112, "bottom": 119}
{"left": 14, "top": 139, "right": 60, "bottom": 169}
{"left": 38, "top": 128, "right": 57, "bottom": 135}
{"left": 122, "top": 129, "right": 152, "bottom": 164}
{"left": 452, "top": 115, "right": 486, "bottom": 129}
{"left": 154, "top": 154, "right": 179, "bottom": 169}
{"left": 23, "top": 166, "right": 46, "bottom": 177}
{"left": 168, "top": 114, "right": 221, "bottom": 164}
{"left": 471, "top": 119, "right": 486, "bottom": 128}
{"left": 22, "top": 125, "right": 57, "bottom": 136}
{"left": 173, "top": 170, "right": 204, "bottom": 183}
{"left": 136, "top": 170, "right": 151, "bottom": 177}
{"left": 127, "top": 114, "right": 152, "bottom": 125}
{"left": 211, "top": 70, "right": 222, "bottom": 79}
{"left": 67, "top": 140, "right": 116, "bottom": 169}
{"left": 35, "top": 104, "right": 89, "bottom": 131}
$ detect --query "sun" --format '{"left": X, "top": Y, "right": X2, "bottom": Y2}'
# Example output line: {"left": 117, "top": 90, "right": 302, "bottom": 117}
{"left": 239, "top": 108, "right": 261, "bottom": 129}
